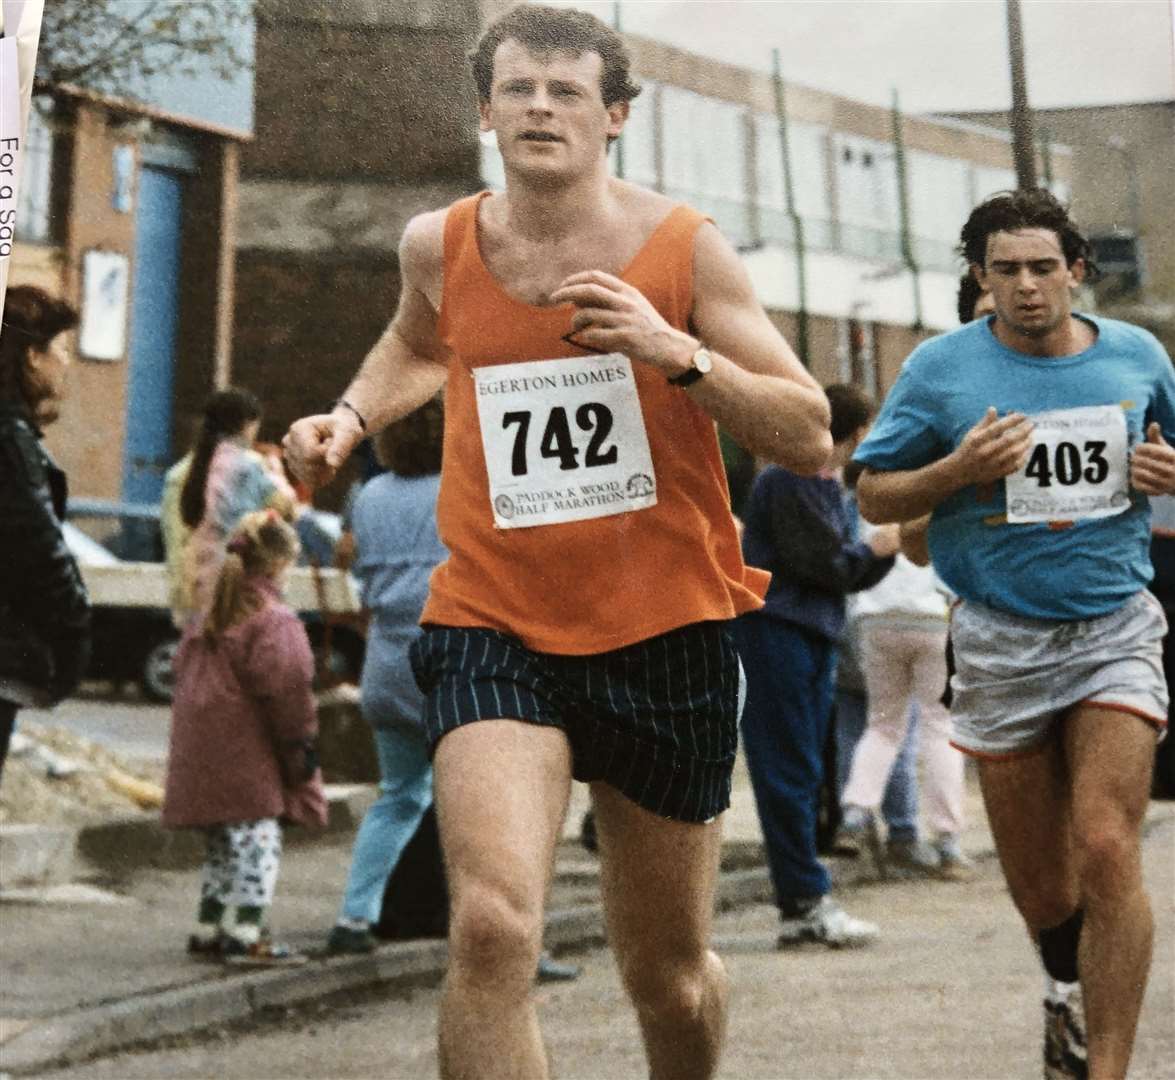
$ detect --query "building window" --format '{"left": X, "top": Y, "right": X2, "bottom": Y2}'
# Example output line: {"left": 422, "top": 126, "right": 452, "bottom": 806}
{"left": 753, "top": 114, "right": 832, "bottom": 251}
{"left": 1090, "top": 232, "right": 1143, "bottom": 298}
{"left": 907, "top": 151, "right": 972, "bottom": 272}
{"left": 479, "top": 129, "right": 505, "bottom": 191}
{"left": 660, "top": 86, "right": 751, "bottom": 248}
{"left": 970, "top": 165, "right": 1016, "bottom": 204}
{"left": 833, "top": 133, "right": 901, "bottom": 264}
{"left": 15, "top": 98, "right": 56, "bottom": 245}
{"left": 616, "top": 79, "right": 657, "bottom": 186}
{"left": 837, "top": 316, "right": 878, "bottom": 396}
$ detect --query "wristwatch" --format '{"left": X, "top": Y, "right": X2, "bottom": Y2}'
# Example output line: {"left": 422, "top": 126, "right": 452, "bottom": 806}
{"left": 668, "top": 346, "right": 713, "bottom": 388}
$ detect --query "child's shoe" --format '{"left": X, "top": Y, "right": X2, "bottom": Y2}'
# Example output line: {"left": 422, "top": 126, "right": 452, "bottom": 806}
{"left": 326, "top": 924, "right": 377, "bottom": 955}
{"left": 186, "top": 930, "right": 224, "bottom": 962}
{"left": 221, "top": 935, "right": 307, "bottom": 967}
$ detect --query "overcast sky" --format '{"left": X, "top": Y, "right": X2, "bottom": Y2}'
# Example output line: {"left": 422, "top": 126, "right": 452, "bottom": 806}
{"left": 558, "top": 0, "right": 1175, "bottom": 113}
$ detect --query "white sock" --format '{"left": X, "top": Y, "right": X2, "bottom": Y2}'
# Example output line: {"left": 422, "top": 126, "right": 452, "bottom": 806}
{"left": 1045, "top": 973, "right": 1079, "bottom": 1004}
{"left": 223, "top": 912, "right": 262, "bottom": 946}
{"left": 337, "top": 916, "right": 369, "bottom": 932}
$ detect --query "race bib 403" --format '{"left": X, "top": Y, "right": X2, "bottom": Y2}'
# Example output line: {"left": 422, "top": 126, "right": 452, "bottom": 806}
{"left": 1004, "top": 405, "right": 1130, "bottom": 524}
{"left": 473, "top": 354, "right": 657, "bottom": 530}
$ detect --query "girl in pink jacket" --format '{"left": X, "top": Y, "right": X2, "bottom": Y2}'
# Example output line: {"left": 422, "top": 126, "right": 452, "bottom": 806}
{"left": 163, "top": 510, "right": 327, "bottom": 965}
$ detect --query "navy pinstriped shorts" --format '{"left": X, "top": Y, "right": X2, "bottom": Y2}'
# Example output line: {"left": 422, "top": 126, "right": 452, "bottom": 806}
{"left": 409, "top": 621, "right": 743, "bottom": 823}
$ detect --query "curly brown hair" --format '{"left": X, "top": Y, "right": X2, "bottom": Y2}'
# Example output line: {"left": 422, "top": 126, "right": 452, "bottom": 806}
{"left": 469, "top": 4, "right": 641, "bottom": 107}
{"left": 0, "top": 286, "right": 78, "bottom": 407}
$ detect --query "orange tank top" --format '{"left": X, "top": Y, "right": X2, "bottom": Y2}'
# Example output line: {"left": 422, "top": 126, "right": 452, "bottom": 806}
{"left": 420, "top": 192, "right": 768, "bottom": 654}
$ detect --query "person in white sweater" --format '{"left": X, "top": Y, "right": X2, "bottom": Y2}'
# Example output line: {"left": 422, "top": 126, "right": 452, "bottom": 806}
{"left": 838, "top": 525, "right": 974, "bottom": 879}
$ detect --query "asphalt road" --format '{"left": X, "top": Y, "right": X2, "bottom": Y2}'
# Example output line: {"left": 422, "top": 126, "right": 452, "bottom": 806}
{"left": 42, "top": 816, "right": 1174, "bottom": 1080}
{"left": 20, "top": 691, "right": 171, "bottom": 764}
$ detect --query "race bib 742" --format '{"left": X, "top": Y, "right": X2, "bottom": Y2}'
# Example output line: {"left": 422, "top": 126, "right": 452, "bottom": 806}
{"left": 473, "top": 354, "right": 658, "bottom": 530}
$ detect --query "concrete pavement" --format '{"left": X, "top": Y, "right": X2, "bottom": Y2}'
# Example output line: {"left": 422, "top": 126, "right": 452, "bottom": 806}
{"left": 2, "top": 750, "right": 1168, "bottom": 1076}
{"left": 32, "top": 814, "right": 1175, "bottom": 1080}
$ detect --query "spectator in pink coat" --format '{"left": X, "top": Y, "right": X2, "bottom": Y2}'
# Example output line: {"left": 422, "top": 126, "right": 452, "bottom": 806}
{"left": 163, "top": 509, "right": 327, "bottom": 966}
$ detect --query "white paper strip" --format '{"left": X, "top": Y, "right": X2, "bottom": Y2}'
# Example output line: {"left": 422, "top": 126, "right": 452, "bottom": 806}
{"left": 0, "top": 0, "right": 43, "bottom": 315}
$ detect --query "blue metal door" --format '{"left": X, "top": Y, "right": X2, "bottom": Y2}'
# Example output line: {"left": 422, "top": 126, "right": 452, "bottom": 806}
{"left": 121, "top": 166, "right": 184, "bottom": 505}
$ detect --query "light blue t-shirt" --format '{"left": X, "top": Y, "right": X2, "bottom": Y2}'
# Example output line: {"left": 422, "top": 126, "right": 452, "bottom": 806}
{"left": 350, "top": 472, "right": 447, "bottom": 729}
{"left": 854, "top": 314, "right": 1175, "bottom": 620}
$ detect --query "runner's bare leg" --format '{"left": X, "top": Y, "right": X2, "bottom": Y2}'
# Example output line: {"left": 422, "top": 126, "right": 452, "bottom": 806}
{"left": 591, "top": 782, "right": 729, "bottom": 1080}
{"left": 1065, "top": 706, "right": 1156, "bottom": 1079}
{"left": 434, "top": 721, "right": 572, "bottom": 1080}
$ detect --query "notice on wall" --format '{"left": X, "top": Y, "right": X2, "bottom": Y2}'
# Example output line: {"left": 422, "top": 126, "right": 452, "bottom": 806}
{"left": 79, "top": 249, "right": 130, "bottom": 360}
{"left": 0, "top": 0, "right": 45, "bottom": 316}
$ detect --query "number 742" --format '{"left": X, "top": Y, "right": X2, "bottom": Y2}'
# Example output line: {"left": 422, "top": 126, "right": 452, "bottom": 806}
{"left": 502, "top": 404, "right": 618, "bottom": 477}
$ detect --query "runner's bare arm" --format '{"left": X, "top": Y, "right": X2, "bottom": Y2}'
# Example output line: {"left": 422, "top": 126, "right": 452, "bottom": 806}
{"left": 283, "top": 212, "right": 449, "bottom": 489}
{"left": 550, "top": 222, "right": 832, "bottom": 474}
{"left": 857, "top": 407, "right": 1034, "bottom": 523}
{"left": 898, "top": 515, "right": 932, "bottom": 567}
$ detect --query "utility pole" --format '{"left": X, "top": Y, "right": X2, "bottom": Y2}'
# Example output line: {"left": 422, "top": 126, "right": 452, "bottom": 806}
{"left": 891, "top": 89, "right": 924, "bottom": 331}
{"left": 771, "top": 48, "right": 810, "bottom": 367}
{"left": 1005, "top": 0, "right": 1038, "bottom": 189}
{"left": 613, "top": 1, "right": 624, "bottom": 179}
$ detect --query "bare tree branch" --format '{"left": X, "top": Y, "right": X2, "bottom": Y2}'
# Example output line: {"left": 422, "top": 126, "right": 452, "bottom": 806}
{"left": 38, "top": 0, "right": 253, "bottom": 98}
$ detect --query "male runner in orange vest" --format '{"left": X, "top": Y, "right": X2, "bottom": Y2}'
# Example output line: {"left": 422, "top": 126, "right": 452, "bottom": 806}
{"left": 285, "top": 7, "right": 831, "bottom": 1078}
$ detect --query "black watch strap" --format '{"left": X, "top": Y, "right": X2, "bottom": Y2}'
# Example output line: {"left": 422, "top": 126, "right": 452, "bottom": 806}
{"left": 333, "top": 398, "right": 368, "bottom": 432}
{"left": 667, "top": 365, "right": 705, "bottom": 388}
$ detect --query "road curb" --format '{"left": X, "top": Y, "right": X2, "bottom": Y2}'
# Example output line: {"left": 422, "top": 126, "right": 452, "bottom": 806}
{"left": 0, "top": 868, "right": 764, "bottom": 1075}
{"left": 4, "top": 804, "right": 1169, "bottom": 1075}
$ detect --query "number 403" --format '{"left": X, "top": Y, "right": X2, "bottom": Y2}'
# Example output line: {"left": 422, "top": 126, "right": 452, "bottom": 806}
{"left": 1024, "top": 439, "right": 1109, "bottom": 488}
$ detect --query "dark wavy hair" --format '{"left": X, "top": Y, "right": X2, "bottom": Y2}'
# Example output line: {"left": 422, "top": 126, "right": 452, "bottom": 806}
{"left": 469, "top": 4, "right": 641, "bottom": 108}
{"left": 956, "top": 273, "right": 984, "bottom": 325}
{"left": 824, "top": 383, "right": 876, "bottom": 445}
{"left": 959, "top": 188, "right": 1095, "bottom": 273}
{"left": 0, "top": 286, "right": 79, "bottom": 407}
{"left": 375, "top": 396, "right": 444, "bottom": 478}
{"left": 179, "top": 387, "right": 262, "bottom": 528}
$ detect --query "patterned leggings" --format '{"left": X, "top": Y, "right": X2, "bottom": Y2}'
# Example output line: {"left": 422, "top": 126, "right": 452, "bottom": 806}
{"left": 200, "top": 819, "right": 282, "bottom": 911}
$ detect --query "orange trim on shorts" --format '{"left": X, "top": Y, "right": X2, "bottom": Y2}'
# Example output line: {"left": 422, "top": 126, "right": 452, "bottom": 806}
{"left": 1080, "top": 700, "right": 1168, "bottom": 731}
{"left": 949, "top": 739, "right": 1052, "bottom": 762}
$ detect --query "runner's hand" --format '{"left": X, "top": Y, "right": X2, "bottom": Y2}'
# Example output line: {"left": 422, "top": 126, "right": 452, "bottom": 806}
{"left": 868, "top": 523, "right": 901, "bottom": 558}
{"left": 949, "top": 407, "right": 1034, "bottom": 486}
{"left": 549, "top": 270, "right": 698, "bottom": 377}
{"left": 282, "top": 412, "right": 364, "bottom": 490}
{"left": 1130, "top": 422, "right": 1175, "bottom": 496}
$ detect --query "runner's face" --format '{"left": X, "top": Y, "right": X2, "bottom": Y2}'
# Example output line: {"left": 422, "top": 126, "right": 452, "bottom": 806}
{"left": 480, "top": 40, "right": 627, "bottom": 179}
{"left": 975, "top": 228, "right": 1083, "bottom": 341}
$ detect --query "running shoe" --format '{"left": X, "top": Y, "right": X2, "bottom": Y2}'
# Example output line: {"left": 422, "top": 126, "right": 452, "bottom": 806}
{"left": 1043, "top": 983, "right": 1088, "bottom": 1080}
{"left": 776, "top": 897, "right": 879, "bottom": 950}
{"left": 835, "top": 808, "right": 888, "bottom": 880}
{"left": 936, "top": 849, "right": 979, "bottom": 882}
{"left": 536, "top": 951, "right": 582, "bottom": 983}
{"left": 885, "top": 837, "right": 941, "bottom": 877}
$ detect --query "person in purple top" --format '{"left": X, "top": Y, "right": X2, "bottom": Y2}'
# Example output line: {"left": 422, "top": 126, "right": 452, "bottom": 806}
{"left": 734, "top": 384, "right": 899, "bottom": 949}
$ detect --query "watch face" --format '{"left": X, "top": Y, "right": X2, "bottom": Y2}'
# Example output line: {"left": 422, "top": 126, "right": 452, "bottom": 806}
{"left": 694, "top": 348, "right": 713, "bottom": 374}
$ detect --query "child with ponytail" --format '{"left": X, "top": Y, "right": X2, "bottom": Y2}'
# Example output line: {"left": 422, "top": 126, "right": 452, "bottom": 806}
{"left": 162, "top": 510, "right": 327, "bottom": 965}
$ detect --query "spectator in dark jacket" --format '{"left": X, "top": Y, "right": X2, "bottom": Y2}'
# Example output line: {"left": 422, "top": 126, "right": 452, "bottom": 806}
{"left": 0, "top": 286, "right": 90, "bottom": 776}
{"left": 733, "top": 383, "right": 898, "bottom": 949}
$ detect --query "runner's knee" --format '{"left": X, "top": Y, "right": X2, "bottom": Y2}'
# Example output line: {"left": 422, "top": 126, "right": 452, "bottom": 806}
{"left": 1073, "top": 812, "right": 1142, "bottom": 896}
{"left": 448, "top": 882, "right": 542, "bottom": 980}
{"left": 620, "top": 948, "right": 724, "bottom": 1025}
